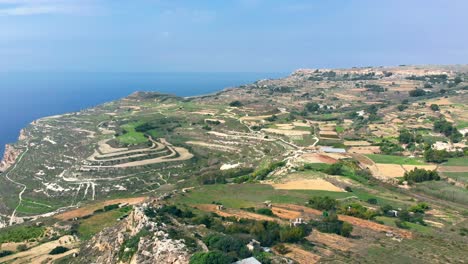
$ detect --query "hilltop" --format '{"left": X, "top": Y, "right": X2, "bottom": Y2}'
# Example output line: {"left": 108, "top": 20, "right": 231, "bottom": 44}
{"left": 0, "top": 65, "right": 467, "bottom": 263}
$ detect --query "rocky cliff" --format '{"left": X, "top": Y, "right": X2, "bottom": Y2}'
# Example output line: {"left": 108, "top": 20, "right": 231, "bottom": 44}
{"left": 0, "top": 144, "right": 22, "bottom": 173}
{"left": 73, "top": 205, "right": 191, "bottom": 264}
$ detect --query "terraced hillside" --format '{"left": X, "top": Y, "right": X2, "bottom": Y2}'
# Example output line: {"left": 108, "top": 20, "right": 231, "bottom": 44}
{"left": 0, "top": 65, "right": 467, "bottom": 263}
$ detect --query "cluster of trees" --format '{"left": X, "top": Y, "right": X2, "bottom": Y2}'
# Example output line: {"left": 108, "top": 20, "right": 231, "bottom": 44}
{"left": 409, "top": 88, "right": 426, "bottom": 97}
{"left": 403, "top": 168, "right": 440, "bottom": 183}
{"left": 308, "top": 196, "right": 338, "bottom": 211}
{"left": 379, "top": 139, "right": 404, "bottom": 155}
{"left": 398, "top": 129, "right": 423, "bottom": 145}
{"left": 198, "top": 167, "right": 254, "bottom": 185}
{"left": 338, "top": 203, "right": 377, "bottom": 220}
{"left": 251, "top": 161, "right": 286, "bottom": 181}
{"left": 406, "top": 74, "right": 448, "bottom": 83}
{"left": 364, "top": 84, "right": 386, "bottom": 92}
{"left": 434, "top": 119, "right": 463, "bottom": 143}
{"left": 229, "top": 100, "right": 243, "bottom": 107}
{"left": 311, "top": 212, "right": 353, "bottom": 237}
{"left": 424, "top": 147, "right": 465, "bottom": 163}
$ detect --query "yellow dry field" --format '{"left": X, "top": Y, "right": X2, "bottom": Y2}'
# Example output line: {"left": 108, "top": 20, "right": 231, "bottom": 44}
{"left": 299, "top": 153, "right": 337, "bottom": 164}
{"left": 334, "top": 93, "right": 360, "bottom": 101}
{"left": 292, "top": 121, "right": 310, "bottom": 127}
{"left": 375, "top": 164, "right": 406, "bottom": 178}
{"left": 240, "top": 115, "right": 274, "bottom": 121}
{"left": 55, "top": 196, "right": 147, "bottom": 220}
{"left": 402, "top": 165, "right": 437, "bottom": 171}
{"left": 275, "top": 123, "right": 295, "bottom": 130}
{"left": 262, "top": 128, "right": 310, "bottom": 136}
{"left": 279, "top": 244, "right": 321, "bottom": 264}
{"left": 0, "top": 236, "right": 79, "bottom": 264}
{"left": 186, "top": 141, "right": 239, "bottom": 152}
{"left": 272, "top": 179, "right": 344, "bottom": 192}
{"left": 348, "top": 146, "right": 380, "bottom": 154}
{"left": 344, "top": 141, "right": 371, "bottom": 146}
{"left": 307, "top": 230, "right": 353, "bottom": 252}
{"left": 428, "top": 97, "right": 453, "bottom": 105}
{"left": 319, "top": 131, "right": 338, "bottom": 136}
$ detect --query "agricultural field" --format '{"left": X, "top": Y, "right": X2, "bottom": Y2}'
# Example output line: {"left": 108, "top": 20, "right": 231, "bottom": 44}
{"left": 0, "top": 65, "right": 467, "bottom": 263}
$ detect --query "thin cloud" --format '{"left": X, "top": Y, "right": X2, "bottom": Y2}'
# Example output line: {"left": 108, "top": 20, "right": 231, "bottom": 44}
{"left": 0, "top": 0, "right": 98, "bottom": 16}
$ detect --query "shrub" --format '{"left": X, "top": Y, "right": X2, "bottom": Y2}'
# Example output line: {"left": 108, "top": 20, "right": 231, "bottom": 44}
{"left": 256, "top": 208, "right": 274, "bottom": 216}
{"left": 229, "top": 101, "right": 243, "bottom": 107}
{"left": 273, "top": 244, "right": 290, "bottom": 255}
{"left": 0, "top": 251, "right": 14, "bottom": 258}
{"left": 367, "top": 198, "right": 378, "bottom": 205}
{"left": 324, "top": 162, "right": 344, "bottom": 175}
{"left": 279, "top": 226, "right": 306, "bottom": 243}
{"left": 49, "top": 246, "right": 69, "bottom": 255}
{"left": 17, "top": 244, "right": 28, "bottom": 252}
{"left": 430, "top": 104, "right": 440, "bottom": 111}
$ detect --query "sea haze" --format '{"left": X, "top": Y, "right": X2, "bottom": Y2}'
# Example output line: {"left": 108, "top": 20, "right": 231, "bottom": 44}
{"left": 0, "top": 72, "right": 285, "bottom": 157}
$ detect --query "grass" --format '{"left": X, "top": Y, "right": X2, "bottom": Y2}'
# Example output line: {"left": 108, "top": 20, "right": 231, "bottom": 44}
{"left": 366, "top": 154, "right": 426, "bottom": 165}
{"left": 16, "top": 199, "right": 55, "bottom": 215}
{"left": 174, "top": 184, "right": 354, "bottom": 209}
{"left": 0, "top": 225, "right": 45, "bottom": 243}
{"left": 174, "top": 183, "right": 406, "bottom": 211}
{"left": 442, "top": 172, "right": 468, "bottom": 184}
{"left": 117, "top": 122, "right": 148, "bottom": 145}
{"left": 455, "top": 120, "right": 468, "bottom": 129}
{"left": 443, "top": 157, "right": 468, "bottom": 166}
{"left": 413, "top": 181, "right": 468, "bottom": 206}
{"left": 335, "top": 126, "right": 345, "bottom": 133}
{"left": 77, "top": 208, "right": 130, "bottom": 240}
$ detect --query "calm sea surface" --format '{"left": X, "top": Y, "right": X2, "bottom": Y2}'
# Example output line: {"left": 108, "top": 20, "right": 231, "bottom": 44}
{"left": 0, "top": 72, "right": 285, "bottom": 156}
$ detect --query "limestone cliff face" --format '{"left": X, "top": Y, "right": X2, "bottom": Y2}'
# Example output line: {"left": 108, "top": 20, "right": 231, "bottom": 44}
{"left": 0, "top": 144, "right": 22, "bottom": 173}
{"left": 74, "top": 205, "right": 190, "bottom": 264}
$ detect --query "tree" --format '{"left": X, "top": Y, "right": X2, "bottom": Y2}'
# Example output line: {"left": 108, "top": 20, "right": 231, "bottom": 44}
{"left": 397, "top": 105, "right": 408, "bottom": 111}
{"left": 189, "top": 251, "right": 234, "bottom": 264}
{"left": 305, "top": 102, "right": 320, "bottom": 112}
{"left": 430, "top": 104, "right": 440, "bottom": 111}
{"left": 325, "top": 162, "right": 344, "bottom": 175}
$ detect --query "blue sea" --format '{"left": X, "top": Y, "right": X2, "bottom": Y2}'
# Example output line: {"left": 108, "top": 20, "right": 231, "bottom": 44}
{"left": 0, "top": 72, "right": 285, "bottom": 156}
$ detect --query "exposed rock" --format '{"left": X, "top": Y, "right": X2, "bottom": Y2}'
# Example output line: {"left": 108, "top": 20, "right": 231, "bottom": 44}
{"left": 73, "top": 205, "right": 190, "bottom": 264}
{"left": 0, "top": 144, "right": 22, "bottom": 172}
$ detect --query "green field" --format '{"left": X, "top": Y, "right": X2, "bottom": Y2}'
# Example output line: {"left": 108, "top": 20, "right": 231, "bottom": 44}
{"left": 335, "top": 126, "right": 345, "bottom": 133}
{"left": 443, "top": 157, "right": 468, "bottom": 166}
{"left": 366, "top": 154, "right": 426, "bottom": 165}
{"left": 117, "top": 122, "right": 148, "bottom": 144}
{"left": 0, "top": 225, "right": 45, "bottom": 243}
{"left": 173, "top": 183, "right": 408, "bottom": 210}
{"left": 78, "top": 208, "right": 129, "bottom": 240}
{"left": 174, "top": 184, "right": 355, "bottom": 209}
{"left": 442, "top": 172, "right": 468, "bottom": 184}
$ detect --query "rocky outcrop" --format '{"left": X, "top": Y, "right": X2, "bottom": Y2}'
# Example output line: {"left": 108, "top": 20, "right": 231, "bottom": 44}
{"left": 0, "top": 144, "right": 22, "bottom": 173}
{"left": 74, "top": 205, "right": 190, "bottom": 264}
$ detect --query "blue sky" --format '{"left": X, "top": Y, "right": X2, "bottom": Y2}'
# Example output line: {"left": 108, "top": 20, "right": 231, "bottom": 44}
{"left": 1, "top": 0, "right": 467, "bottom": 72}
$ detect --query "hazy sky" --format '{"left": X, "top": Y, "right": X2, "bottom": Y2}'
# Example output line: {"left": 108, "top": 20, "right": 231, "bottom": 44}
{"left": 1, "top": 0, "right": 467, "bottom": 72}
